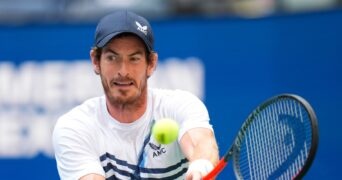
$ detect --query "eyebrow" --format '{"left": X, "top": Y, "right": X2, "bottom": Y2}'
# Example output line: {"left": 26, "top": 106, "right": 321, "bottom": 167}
{"left": 103, "top": 48, "right": 144, "bottom": 57}
{"left": 103, "top": 48, "right": 118, "bottom": 55}
{"left": 129, "top": 51, "right": 144, "bottom": 57}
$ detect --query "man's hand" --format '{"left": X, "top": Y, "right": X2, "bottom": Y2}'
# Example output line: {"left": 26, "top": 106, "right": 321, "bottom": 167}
{"left": 185, "top": 170, "right": 202, "bottom": 180}
{"left": 185, "top": 159, "right": 214, "bottom": 180}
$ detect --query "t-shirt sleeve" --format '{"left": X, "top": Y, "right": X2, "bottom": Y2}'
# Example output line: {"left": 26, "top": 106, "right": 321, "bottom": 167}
{"left": 171, "top": 90, "right": 213, "bottom": 142}
{"left": 52, "top": 116, "right": 105, "bottom": 180}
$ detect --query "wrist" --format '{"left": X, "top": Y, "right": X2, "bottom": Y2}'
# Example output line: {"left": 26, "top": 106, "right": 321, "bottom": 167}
{"left": 187, "top": 159, "right": 214, "bottom": 176}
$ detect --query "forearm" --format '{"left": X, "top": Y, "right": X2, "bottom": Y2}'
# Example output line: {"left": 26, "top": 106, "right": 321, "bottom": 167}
{"left": 180, "top": 128, "right": 219, "bottom": 179}
{"left": 180, "top": 128, "right": 219, "bottom": 165}
{"left": 189, "top": 133, "right": 219, "bottom": 165}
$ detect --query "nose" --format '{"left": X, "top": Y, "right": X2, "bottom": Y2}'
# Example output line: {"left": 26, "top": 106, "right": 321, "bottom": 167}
{"left": 118, "top": 60, "right": 129, "bottom": 77}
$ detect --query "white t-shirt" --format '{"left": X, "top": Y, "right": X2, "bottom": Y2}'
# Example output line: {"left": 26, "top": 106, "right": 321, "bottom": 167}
{"left": 53, "top": 88, "right": 212, "bottom": 180}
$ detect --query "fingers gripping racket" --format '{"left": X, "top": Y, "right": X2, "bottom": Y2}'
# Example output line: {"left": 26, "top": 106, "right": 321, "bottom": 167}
{"left": 203, "top": 94, "right": 319, "bottom": 180}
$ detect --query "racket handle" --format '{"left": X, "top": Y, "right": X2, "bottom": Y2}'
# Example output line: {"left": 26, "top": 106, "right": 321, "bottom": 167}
{"left": 202, "top": 159, "right": 227, "bottom": 180}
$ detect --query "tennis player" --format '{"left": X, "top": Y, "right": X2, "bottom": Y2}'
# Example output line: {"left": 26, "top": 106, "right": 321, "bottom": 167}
{"left": 52, "top": 10, "right": 219, "bottom": 180}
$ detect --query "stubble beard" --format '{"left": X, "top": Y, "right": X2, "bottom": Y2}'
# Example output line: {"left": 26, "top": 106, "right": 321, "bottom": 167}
{"left": 101, "top": 74, "right": 147, "bottom": 109}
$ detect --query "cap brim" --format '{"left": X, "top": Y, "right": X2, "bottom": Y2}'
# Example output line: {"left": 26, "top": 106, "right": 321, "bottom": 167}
{"left": 96, "top": 31, "right": 152, "bottom": 52}
{"left": 96, "top": 32, "right": 121, "bottom": 48}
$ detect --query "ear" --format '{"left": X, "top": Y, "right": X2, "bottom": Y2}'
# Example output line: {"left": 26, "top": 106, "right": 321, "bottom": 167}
{"left": 90, "top": 49, "right": 100, "bottom": 75}
{"left": 147, "top": 52, "right": 158, "bottom": 78}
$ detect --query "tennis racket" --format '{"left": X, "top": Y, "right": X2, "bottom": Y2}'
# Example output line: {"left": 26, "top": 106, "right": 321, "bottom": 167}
{"left": 203, "top": 94, "right": 319, "bottom": 180}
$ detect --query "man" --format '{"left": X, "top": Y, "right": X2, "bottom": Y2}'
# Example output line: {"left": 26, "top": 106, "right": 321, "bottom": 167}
{"left": 53, "top": 10, "right": 219, "bottom": 180}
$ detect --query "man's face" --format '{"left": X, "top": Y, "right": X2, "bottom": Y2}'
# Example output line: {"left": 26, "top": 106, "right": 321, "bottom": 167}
{"left": 97, "top": 35, "right": 155, "bottom": 106}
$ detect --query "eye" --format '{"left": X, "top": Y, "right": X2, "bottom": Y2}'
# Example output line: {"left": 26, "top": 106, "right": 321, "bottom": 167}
{"left": 130, "top": 56, "right": 142, "bottom": 63}
{"left": 106, "top": 54, "right": 118, "bottom": 62}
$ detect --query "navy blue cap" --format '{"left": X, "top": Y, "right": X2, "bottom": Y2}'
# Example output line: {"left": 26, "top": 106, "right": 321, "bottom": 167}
{"left": 94, "top": 10, "right": 154, "bottom": 52}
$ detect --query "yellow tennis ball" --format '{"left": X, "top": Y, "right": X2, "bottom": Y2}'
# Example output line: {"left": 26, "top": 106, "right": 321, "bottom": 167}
{"left": 152, "top": 118, "right": 179, "bottom": 144}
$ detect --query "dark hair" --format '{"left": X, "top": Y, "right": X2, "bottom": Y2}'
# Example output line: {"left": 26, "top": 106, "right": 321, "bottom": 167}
{"left": 92, "top": 33, "right": 152, "bottom": 63}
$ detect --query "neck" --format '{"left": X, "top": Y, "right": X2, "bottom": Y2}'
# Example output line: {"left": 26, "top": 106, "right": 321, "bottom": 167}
{"left": 106, "top": 91, "right": 148, "bottom": 124}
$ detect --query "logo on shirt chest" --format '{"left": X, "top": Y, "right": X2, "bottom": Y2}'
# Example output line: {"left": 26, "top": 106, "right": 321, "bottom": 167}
{"left": 148, "top": 142, "right": 166, "bottom": 158}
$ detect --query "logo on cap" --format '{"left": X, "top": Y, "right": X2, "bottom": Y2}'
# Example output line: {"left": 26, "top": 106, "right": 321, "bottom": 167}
{"left": 136, "top": 21, "right": 148, "bottom": 35}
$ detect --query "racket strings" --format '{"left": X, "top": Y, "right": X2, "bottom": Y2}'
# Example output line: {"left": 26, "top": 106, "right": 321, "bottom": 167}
{"left": 235, "top": 98, "right": 313, "bottom": 180}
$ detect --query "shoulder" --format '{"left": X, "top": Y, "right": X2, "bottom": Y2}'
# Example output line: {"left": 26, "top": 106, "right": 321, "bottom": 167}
{"left": 149, "top": 88, "right": 208, "bottom": 118}
{"left": 52, "top": 97, "right": 106, "bottom": 179}
{"left": 53, "top": 96, "right": 103, "bottom": 138}
{"left": 149, "top": 88, "right": 211, "bottom": 141}
{"left": 150, "top": 88, "right": 201, "bottom": 103}
{"left": 150, "top": 88, "right": 205, "bottom": 111}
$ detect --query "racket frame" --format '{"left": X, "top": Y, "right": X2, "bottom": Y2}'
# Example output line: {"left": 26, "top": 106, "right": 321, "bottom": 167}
{"left": 203, "top": 94, "right": 319, "bottom": 180}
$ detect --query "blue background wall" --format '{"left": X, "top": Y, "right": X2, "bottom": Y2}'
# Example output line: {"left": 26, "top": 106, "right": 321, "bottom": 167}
{"left": 0, "top": 9, "right": 341, "bottom": 179}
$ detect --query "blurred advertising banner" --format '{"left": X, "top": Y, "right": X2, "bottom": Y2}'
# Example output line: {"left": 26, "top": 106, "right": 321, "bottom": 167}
{"left": 0, "top": 58, "right": 204, "bottom": 158}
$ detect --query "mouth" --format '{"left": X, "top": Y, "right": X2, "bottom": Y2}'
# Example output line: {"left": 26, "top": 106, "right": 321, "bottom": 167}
{"left": 113, "top": 81, "right": 134, "bottom": 87}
